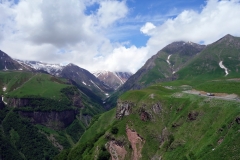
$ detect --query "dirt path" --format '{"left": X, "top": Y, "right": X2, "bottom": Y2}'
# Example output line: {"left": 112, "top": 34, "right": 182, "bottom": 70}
{"left": 13, "top": 73, "right": 38, "bottom": 91}
{"left": 183, "top": 90, "right": 239, "bottom": 101}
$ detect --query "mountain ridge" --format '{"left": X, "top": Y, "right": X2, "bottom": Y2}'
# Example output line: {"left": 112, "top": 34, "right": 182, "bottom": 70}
{"left": 93, "top": 70, "right": 132, "bottom": 90}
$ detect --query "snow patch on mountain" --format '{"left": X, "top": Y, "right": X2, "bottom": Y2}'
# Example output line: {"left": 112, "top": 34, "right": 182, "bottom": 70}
{"left": 2, "top": 96, "right": 7, "bottom": 105}
{"left": 90, "top": 80, "right": 107, "bottom": 95}
{"left": 92, "top": 70, "right": 132, "bottom": 90}
{"left": 15, "top": 59, "right": 64, "bottom": 76}
{"left": 167, "top": 55, "right": 172, "bottom": 65}
{"left": 219, "top": 61, "right": 229, "bottom": 76}
{"left": 113, "top": 72, "right": 125, "bottom": 84}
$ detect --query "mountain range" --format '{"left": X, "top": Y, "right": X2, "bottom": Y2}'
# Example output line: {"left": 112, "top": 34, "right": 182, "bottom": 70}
{"left": 1, "top": 34, "right": 240, "bottom": 160}
{"left": 93, "top": 71, "right": 132, "bottom": 90}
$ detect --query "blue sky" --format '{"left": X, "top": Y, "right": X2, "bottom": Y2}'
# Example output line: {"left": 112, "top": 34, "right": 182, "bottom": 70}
{"left": 1, "top": 0, "right": 240, "bottom": 73}
{"left": 105, "top": 0, "right": 206, "bottom": 47}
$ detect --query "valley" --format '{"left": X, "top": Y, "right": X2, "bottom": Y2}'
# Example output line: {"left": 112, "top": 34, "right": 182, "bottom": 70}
{"left": 1, "top": 34, "right": 240, "bottom": 160}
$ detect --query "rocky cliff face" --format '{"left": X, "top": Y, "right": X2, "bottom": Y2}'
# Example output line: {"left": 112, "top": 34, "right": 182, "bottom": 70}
{"left": 7, "top": 98, "right": 30, "bottom": 108}
{"left": 7, "top": 96, "right": 80, "bottom": 129}
{"left": 126, "top": 126, "right": 145, "bottom": 160}
{"left": 116, "top": 100, "right": 134, "bottom": 119}
{"left": 19, "top": 110, "right": 76, "bottom": 130}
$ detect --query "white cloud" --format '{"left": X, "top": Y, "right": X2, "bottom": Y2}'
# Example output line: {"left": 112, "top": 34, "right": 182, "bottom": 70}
{"left": 1, "top": 0, "right": 240, "bottom": 74}
{"left": 99, "top": 46, "right": 148, "bottom": 73}
{"left": 144, "top": 0, "right": 240, "bottom": 58}
{"left": 0, "top": 0, "right": 138, "bottom": 73}
{"left": 140, "top": 22, "right": 156, "bottom": 35}
{"left": 96, "top": 1, "right": 128, "bottom": 28}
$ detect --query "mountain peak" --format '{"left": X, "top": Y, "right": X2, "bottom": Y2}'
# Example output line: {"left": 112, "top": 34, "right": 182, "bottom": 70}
{"left": 161, "top": 40, "right": 205, "bottom": 56}
{"left": 215, "top": 34, "right": 239, "bottom": 46}
{"left": 224, "top": 34, "right": 233, "bottom": 38}
{"left": 93, "top": 70, "right": 132, "bottom": 90}
{"left": 66, "top": 63, "right": 80, "bottom": 68}
{"left": 219, "top": 34, "right": 235, "bottom": 41}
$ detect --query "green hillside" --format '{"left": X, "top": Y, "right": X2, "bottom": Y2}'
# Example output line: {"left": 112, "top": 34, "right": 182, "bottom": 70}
{"left": 0, "top": 71, "right": 105, "bottom": 159}
{"left": 106, "top": 41, "right": 205, "bottom": 108}
{"left": 64, "top": 34, "right": 240, "bottom": 159}
{"left": 2, "top": 35, "right": 240, "bottom": 160}
{"left": 178, "top": 34, "right": 240, "bottom": 80}
{"left": 0, "top": 71, "right": 68, "bottom": 99}
{"left": 66, "top": 82, "right": 240, "bottom": 160}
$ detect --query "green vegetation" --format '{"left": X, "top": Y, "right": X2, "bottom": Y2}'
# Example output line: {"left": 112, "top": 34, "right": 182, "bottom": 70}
{"left": 5, "top": 73, "right": 68, "bottom": 99}
{"left": 0, "top": 70, "right": 106, "bottom": 159}
{"left": 68, "top": 84, "right": 240, "bottom": 160}
{"left": 2, "top": 35, "right": 240, "bottom": 159}
{"left": 1, "top": 111, "right": 59, "bottom": 159}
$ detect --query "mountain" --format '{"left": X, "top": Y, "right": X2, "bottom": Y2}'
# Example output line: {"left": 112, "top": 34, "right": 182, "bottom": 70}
{"left": 178, "top": 34, "right": 240, "bottom": 80}
{"left": 66, "top": 83, "right": 240, "bottom": 160}
{"left": 106, "top": 41, "right": 205, "bottom": 107}
{"left": 0, "top": 50, "right": 32, "bottom": 71}
{"left": 121, "top": 41, "right": 205, "bottom": 90}
{"left": 63, "top": 35, "right": 240, "bottom": 160}
{"left": 15, "top": 59, "right": 63, "bottom": 76}
{"left": 61, "top": 64, "right": 114, "bottom": 100}
{"left": 2, "top": 34, "right": 240, "bottom": 160}
{"left": 0, "top": 71, "right": 105, "bottom": 159}
{"left": 14, "top": 60, "right": 115, "bottom": 99}
{"left": 93, "top": 71, "right": 132, "bottom": 90}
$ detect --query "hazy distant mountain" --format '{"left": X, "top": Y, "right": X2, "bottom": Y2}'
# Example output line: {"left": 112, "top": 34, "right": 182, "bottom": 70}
{"left": 61, "top": 64, "right": 114, "bottom": 99}
{"left": 93, "top": 71, "right": 132, "bottom": 90}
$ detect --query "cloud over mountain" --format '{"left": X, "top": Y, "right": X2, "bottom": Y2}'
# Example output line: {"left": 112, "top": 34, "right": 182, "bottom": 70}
{"left": 1, "top": 0, "right": 240, "bottom": 73}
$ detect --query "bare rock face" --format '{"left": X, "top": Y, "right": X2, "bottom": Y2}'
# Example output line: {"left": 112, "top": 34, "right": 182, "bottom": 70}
{"left": 106, "top": 141, "right": 127, "bottom": 160}
{"left": 7, "top": 98, "right": 30, "bottom": 108}
{"left": 126, "top": 126, "right": 145, "bottom": 160}
{"left": 116, "top": 100, "right": 134, "bottom": 119}
{"left": 19, "top": 110, "right": 76, "bottom": 130}
{"left": 152, "top": 103, "right": 162, "bottom": 114}
{"left": 140, "top": 111, "right": 150, "bottom": 121}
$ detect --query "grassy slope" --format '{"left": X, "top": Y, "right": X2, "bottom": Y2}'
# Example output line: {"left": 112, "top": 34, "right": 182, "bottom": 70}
{"left": 65, "top": 108, "right": 116, "bottom": 159}
{"left": 0, "top": 71, "right": 106, "bottom": 159}
{"left": 68, "top": 84, "right": 240, "bottom": 160}
{"left": 178, "top": 36, "right": 240, "bottom": 81}
{"left": 0, "top": 71, "right": 68, "bottom": 99}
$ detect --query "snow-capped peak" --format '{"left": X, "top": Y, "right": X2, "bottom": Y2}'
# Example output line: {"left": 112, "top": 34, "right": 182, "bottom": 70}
{"left": 92, "top": 70, "right": 132, "bottom": 90}
{"left": 15, "top": 59, "right": 64, "bottom": 76}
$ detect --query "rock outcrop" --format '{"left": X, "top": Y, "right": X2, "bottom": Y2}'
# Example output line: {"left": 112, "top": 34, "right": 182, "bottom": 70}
{"left": 7, "top": 98, "right": 30, "bottom": 108}
{"left": 116, "top": 101, "right": 134, "bottom": 119}
{"left": 188, "top": 111, "right": 199, "bottom": 121}
{"left": 106, "top": 141, "right": 127, "bottom": 160}
{"left": 235, "top": 116, "right": 240, "bottom": 124}
{"left": 152, "top": 103, "right": 162, "bottom": 114}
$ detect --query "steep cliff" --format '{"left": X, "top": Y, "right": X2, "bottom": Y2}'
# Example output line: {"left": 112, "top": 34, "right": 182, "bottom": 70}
{"left": 19, "top": 110, "right": 76, "bottom": 130}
